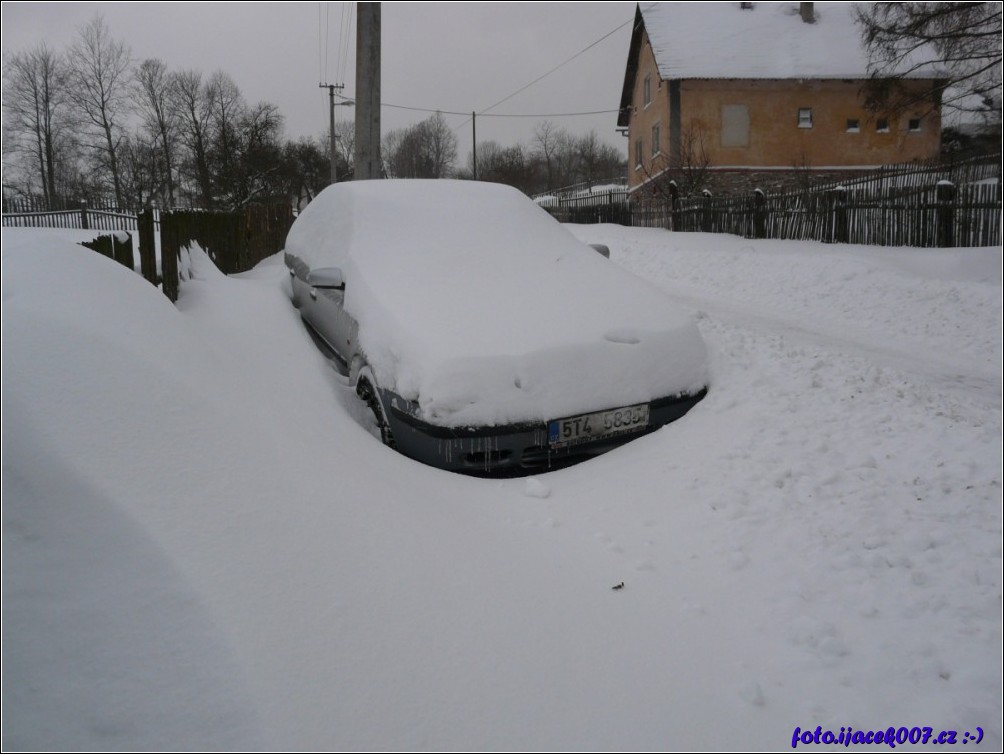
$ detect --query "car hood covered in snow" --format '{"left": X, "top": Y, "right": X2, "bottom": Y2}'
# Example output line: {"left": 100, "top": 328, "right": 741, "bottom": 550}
{"left": 284, "top": 179, "right": 707, "bottom": 426}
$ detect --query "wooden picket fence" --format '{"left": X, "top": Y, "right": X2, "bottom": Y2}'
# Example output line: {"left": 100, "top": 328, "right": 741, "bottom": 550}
{"left": 1, "top": 204, "right": 144, "bottom": 232}
{"left": 79, "top": 232, "right": 136, "bottom": 270}
{"left": 2, "top": 201, "right": 294, "bottom": 302}
{"left": 539, "top": 190, "right": 633, "bottom": 225}
{"left": 159, "top": 204, "right": 294, "bottom": 301}
{"left": 632, "top": 181, "right": 1002, "bottom": 248}
{"left": 809, "top": 151, "right": 1001, "bottom": 193}
{"left": 533, "top": 153, "right": 1001, "bottom": 248}
{"left": 2, "top": 195, "right": 135, "bottom": 213}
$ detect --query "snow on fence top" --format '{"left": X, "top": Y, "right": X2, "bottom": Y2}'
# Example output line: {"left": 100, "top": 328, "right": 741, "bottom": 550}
{"left": 533, "top": 183, "right": 629, "bottom": 208}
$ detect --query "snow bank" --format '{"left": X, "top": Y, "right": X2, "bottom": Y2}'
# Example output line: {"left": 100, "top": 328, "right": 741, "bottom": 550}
{"left": 285, "top": 180, "right": 707, "bottom": 425}
{"left": 3, "top": 226, "right": 999, "bottom": 750}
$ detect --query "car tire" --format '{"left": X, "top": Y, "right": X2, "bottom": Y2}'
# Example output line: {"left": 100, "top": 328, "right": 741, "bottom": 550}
{"left": 356, "top": 372, "right": 396, "bottom": 449}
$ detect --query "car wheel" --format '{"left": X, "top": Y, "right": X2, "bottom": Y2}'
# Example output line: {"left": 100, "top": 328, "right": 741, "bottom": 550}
{"left": 356, "top": 373, "right": 396, "bottom": 449}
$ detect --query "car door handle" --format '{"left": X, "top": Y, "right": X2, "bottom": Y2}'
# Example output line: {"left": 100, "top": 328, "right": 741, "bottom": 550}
{"left": 309, "top": 288, "right": 317, "bottom": 300}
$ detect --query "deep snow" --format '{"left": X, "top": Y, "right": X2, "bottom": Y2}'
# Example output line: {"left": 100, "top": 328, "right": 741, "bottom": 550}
{"left": 2, "top": 224, "right": 1000, "bottom": 751}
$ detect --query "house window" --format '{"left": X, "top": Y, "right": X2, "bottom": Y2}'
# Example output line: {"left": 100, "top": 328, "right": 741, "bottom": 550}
{"left": 908, "top": 118, "right": 922, "bottom": 132}
{"left": 652, "top": 123, "right": 661, "bottom": 157}
{"left": 846, "top": 118, "right": 860, "bottom": 133}
{"left": 798, "top": 108, "right": 813, "bottom": 128}
{"left": 722, "top": 104, "right": 750, "bottom": 147}
{"left": 643, "top": 75, "right": 652, "bottom": 108}
{"left": 876, "top": 118, "right": 890, "bottom": 133}
{"left": 635, "top": 138, "right": 643, "bottom": 168}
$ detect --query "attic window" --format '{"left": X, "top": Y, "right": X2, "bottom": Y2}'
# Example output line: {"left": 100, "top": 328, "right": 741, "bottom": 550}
{"left": 643, "top": 75, "right": 652, "bottom": 108}
{"left": 908, "top": 118, "right": 922, "bottom": 132}
{"left": 846, "top": 118, "right": 860, "bottom": 133}
{"left": 798, "top": 108, "right": 813, "bottom": 128}
{"left": 876, "top": 118, "right": 890, "bottom": 133}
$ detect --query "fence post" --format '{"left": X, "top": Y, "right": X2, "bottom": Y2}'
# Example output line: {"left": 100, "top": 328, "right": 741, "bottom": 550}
{"left": 753, "top": 188, "right": 765, "bottom": 239}
{"left": 701, "top": 189, "right": 713, "bottom": 233}
{"left": 113, "top": 232, "right": 135, "bottom": 270}
{"left": 80, "top": 201, "right": 89, "bottom": 230}
{"left": 160, "top": 211, "right": 179, "bottom": 302}
{"left": 833, "top": 186, "right": 848, "bottom": 244}
{"left": 936, "top": 180, "right": 956, "bottom": 248}
{"left": 137, "top": 209, "right": 158, "bottom": 286}
{"left": 668, "top": 180, "right": 679, "bottom": 231}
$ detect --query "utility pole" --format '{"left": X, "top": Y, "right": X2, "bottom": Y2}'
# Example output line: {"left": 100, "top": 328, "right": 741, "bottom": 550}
{"left": 355, "top": 2, "right": 381, "bottom": 180}
{"left": 472, "top": 112, "right": 478, "bottom": 180}
{"left": 319, "top": 83, "right": 344, "bottom": 185}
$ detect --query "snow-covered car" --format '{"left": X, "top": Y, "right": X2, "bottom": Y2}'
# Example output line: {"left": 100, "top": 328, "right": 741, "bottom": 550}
{"left": 284, "top": 179, "right": 708, "bottom": 474}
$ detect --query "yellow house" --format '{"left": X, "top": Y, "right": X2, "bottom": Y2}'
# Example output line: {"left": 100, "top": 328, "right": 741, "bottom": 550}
{"left": 618, "top": 2, "right": 946, "bottom": 195}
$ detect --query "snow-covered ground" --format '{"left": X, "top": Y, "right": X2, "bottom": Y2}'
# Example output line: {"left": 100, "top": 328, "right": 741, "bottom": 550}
{"left": 2, "top": 224, "right": 1001, "bottom": 751}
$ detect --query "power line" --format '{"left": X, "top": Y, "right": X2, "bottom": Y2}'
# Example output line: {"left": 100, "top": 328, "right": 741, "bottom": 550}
{"left": 337, "top": 2, "right": 354, "bottom": 89}
{"left": 335, "top": 1, "right": 345, "bottom": 85}
{"left": 467, "top": 109, "right": 621, "bottom": 119}
{"left": 328, "top": 9, "right": 630, "bottom": 137}
{"left": 476, "top": 16, "right": 633, "bottom": 118}
{"left": 335, "top": 95, "right": 618, "bottom": 120}
{"left": 324, "top": 2, "right": 330, "bottom": 84}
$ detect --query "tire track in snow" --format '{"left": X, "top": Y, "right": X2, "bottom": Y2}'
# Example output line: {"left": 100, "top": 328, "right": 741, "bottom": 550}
{"left": 658, "top": 281, "right": 1000, "bottom": 410}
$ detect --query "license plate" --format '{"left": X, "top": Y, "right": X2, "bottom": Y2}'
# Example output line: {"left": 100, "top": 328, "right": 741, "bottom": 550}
{"left": 548, "top": 403, "right": 650, "bottom": 447}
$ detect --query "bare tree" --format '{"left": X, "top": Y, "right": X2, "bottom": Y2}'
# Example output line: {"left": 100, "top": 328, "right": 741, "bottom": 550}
{"left": 226, "top": 101, "right": 285, "bottom": 208}
{"left": 333, "top": 120, "right": 355, "bottom": 180}
{"left": 553, "top": 129, "right": 581, "bottom": 190}
{"left": 383, "top": 112, "right": 458, "bottom": 179}
{"left": 171, "top": 69, "right": 214, "bottom": 206}
{"left": 67, "top": 15, "right": 132, "bottom": 206}
{"left": 574, "top": 130, "right": 624, "bottom": 187}
{"left": 384, "top": 124, "right": 431, "bottom": 178}
{"left": 856, "top": 2, "right": 1002, "bottom": 125}
{"left": 641, "top": 126, "right": 712, "bottom": 201}
{"left": 532, "top": 120, "right": 564, "bottom": 191}
{"left": 134, "top": 58, "right": 178, "bottom": 206}
{"left": 381, "top": 129, "right": 403, "bottom": 178}
{"left": 423, "top": 112, "right": 458, "bottom": 178}
{"left": 3, "top": 43, "right": 72, "bottom": 203}
{"left": 206, "top": 70, "right": 246, "bottom": 196}
{"left": 117, "top": 133, "right": 159, "bottom": 208}
{"left": 468, "top": 140, "right": 537, "bottom": 194}
{"left": 282, "top": 136, "right": 329, "bottom": 208}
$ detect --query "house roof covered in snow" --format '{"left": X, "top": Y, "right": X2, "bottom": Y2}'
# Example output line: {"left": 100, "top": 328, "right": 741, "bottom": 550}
{"left": 618, "top": 2, "right": 947, "bottom": 124}
{"left": 647, "top": 2, "right": 875, "bottom": 80}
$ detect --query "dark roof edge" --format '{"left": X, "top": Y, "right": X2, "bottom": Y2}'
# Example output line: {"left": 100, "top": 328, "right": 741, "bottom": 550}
{"left": 617, "top": 4, "right": 646, "bottom": 128}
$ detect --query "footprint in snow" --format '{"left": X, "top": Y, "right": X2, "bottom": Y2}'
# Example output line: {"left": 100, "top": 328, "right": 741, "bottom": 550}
{"left": 523, "top": 477, "right": 551, "bottom": 499}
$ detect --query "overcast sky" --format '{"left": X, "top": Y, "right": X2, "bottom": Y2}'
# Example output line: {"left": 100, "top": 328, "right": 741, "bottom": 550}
{"left": 2, "top": 2, "right": 639, "bottom": 164}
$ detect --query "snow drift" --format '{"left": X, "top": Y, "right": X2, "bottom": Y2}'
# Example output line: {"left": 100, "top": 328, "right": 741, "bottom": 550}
{"left": 2, "top": 225, "right": 999, "bottom": 751}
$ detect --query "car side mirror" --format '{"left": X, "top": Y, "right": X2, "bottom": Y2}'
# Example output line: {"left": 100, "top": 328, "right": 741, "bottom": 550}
{"left": 588, "top": 243, "right": 610, "bottom": 258}
{"left": 307, "top": 267, "right": 345, "bottom": 290}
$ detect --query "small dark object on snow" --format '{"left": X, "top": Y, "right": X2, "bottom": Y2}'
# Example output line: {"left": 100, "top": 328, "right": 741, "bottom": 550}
{"left": 612, "top": 582, "right": 625, "bottom": 590}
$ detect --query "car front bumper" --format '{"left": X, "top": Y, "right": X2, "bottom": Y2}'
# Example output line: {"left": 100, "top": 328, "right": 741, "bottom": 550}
{"left": 379, "top": 388, "right": 708, "bottom": 476}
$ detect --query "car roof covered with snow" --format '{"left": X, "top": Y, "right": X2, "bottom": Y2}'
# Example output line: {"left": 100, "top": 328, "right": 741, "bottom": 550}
{"left": 284, "top": 179, "right": 707, "bottom": 426}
